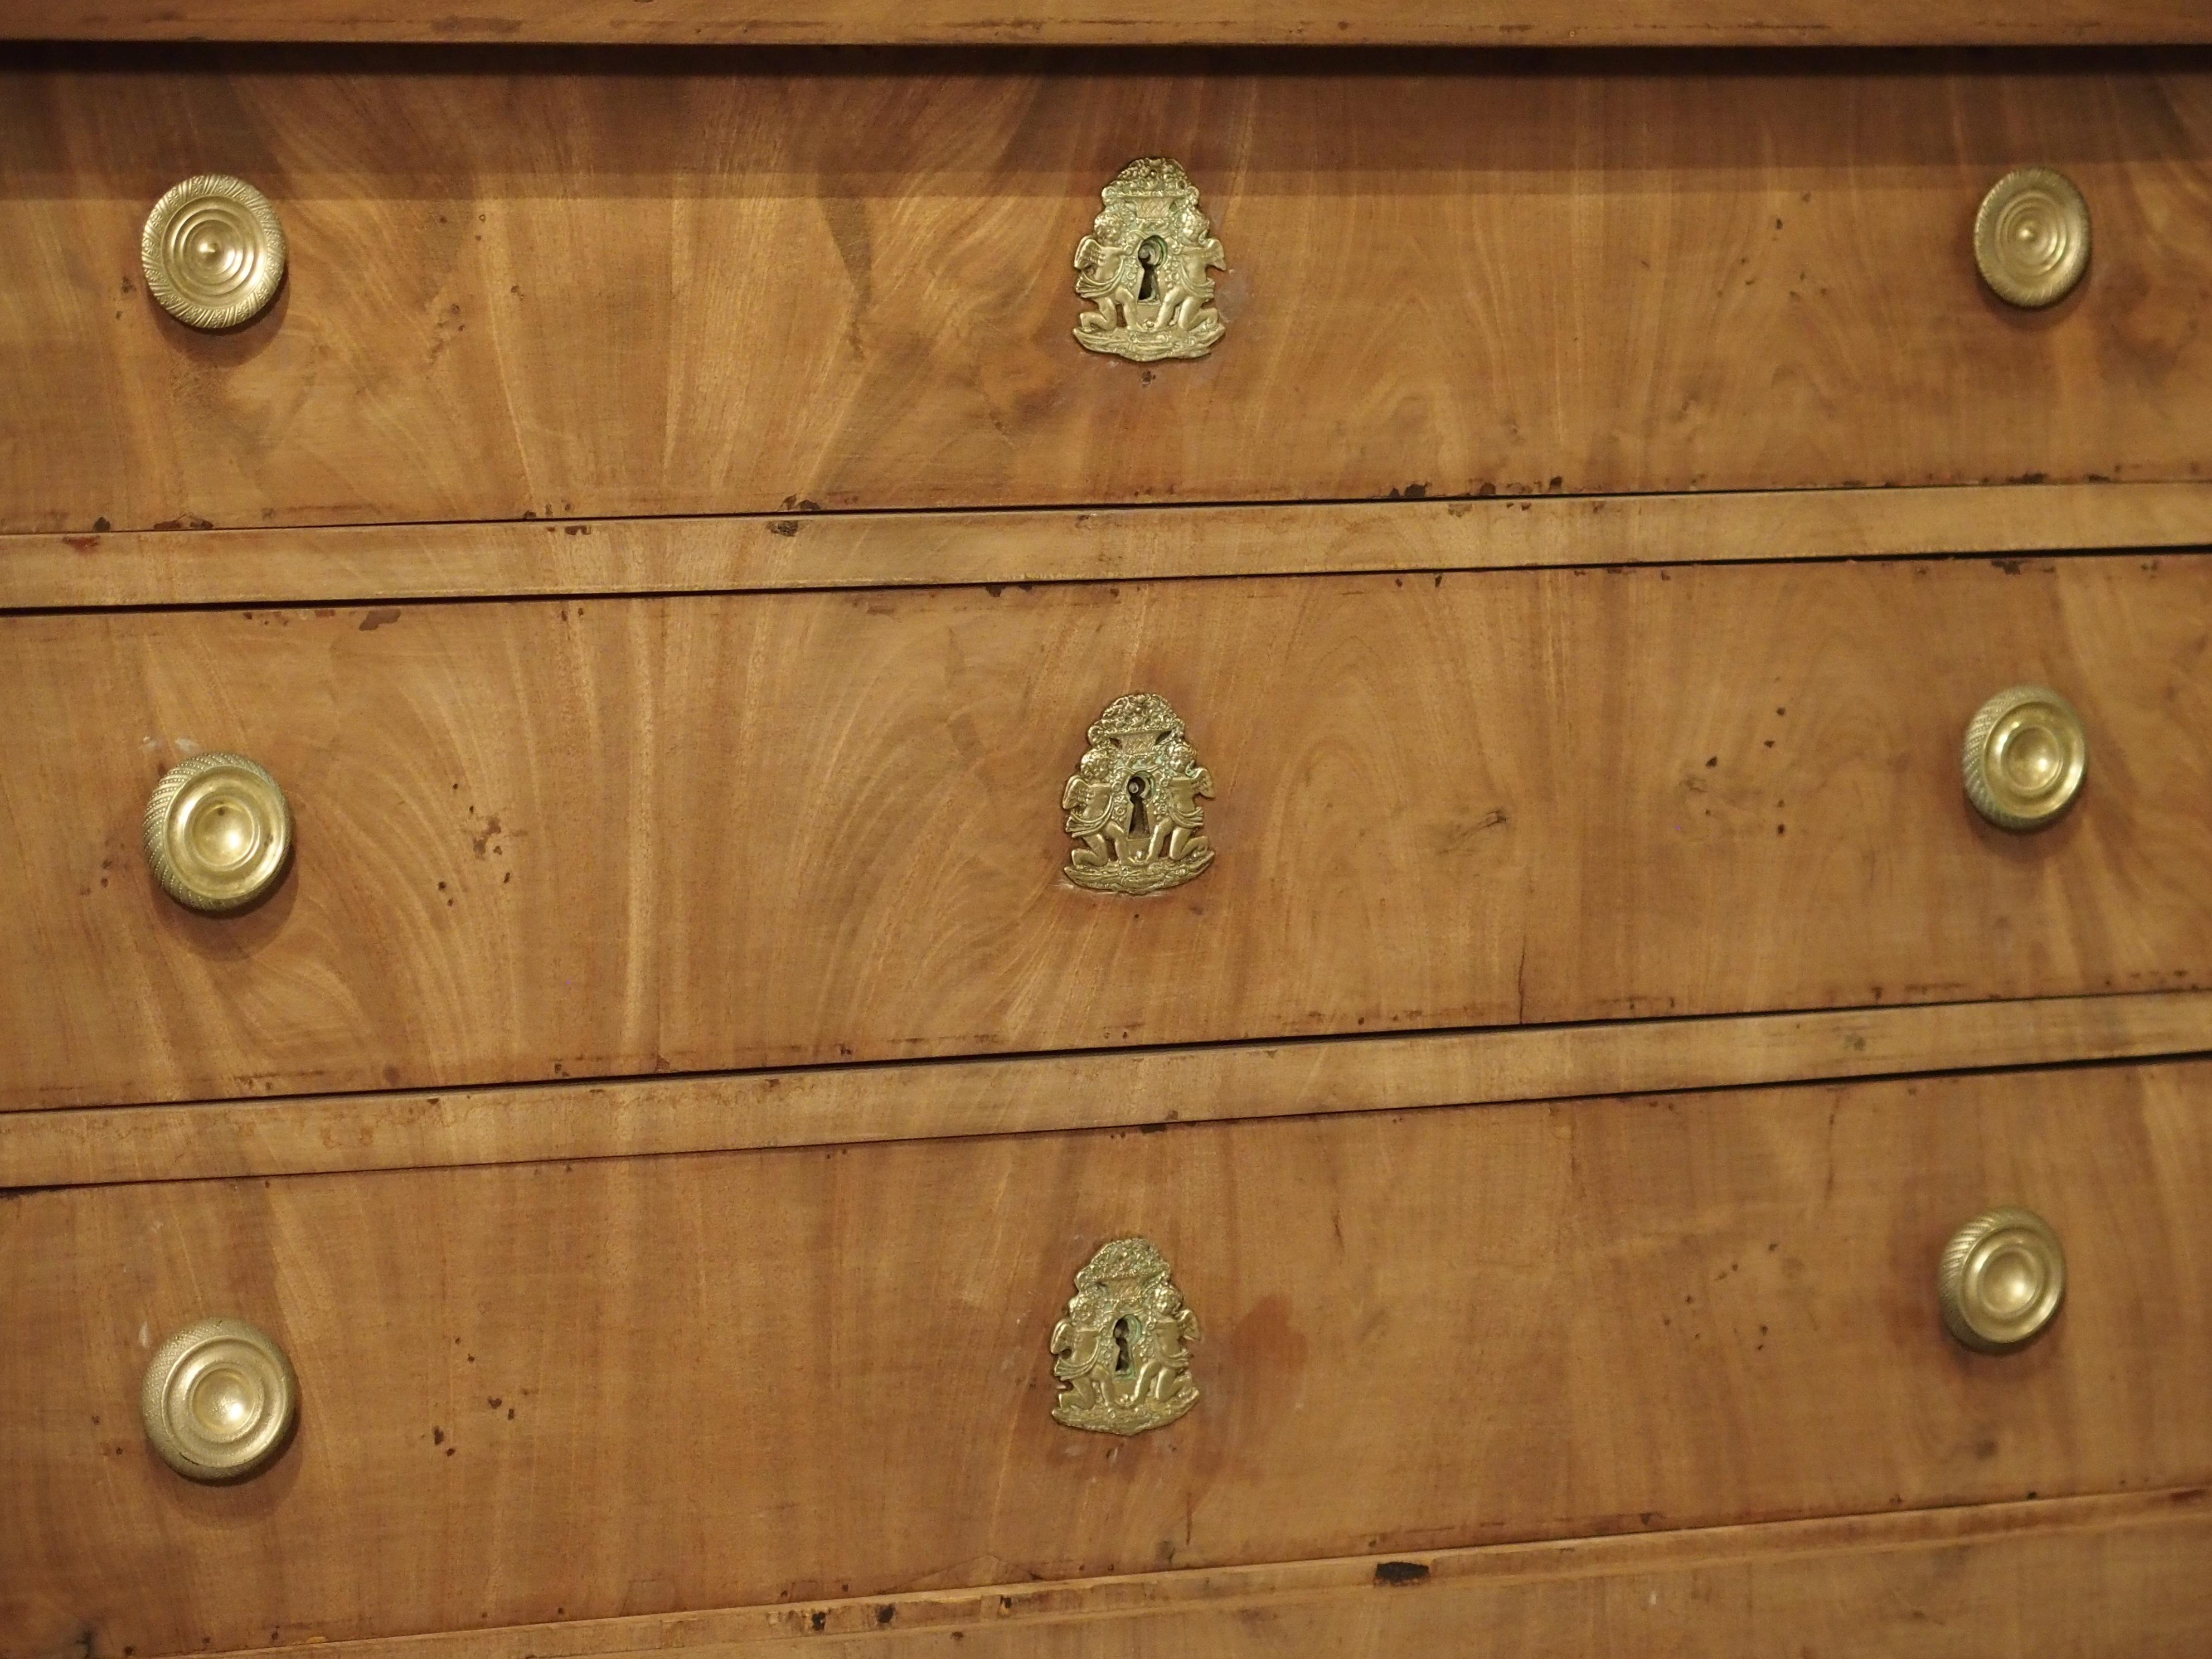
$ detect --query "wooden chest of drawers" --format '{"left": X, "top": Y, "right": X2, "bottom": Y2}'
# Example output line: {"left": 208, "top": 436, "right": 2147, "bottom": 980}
{"left": 6, "top": 11, "right": 2212, "bottom": 1658}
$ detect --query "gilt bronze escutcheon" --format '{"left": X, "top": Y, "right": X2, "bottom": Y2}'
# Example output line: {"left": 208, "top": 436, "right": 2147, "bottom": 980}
{"left": 1061, "top": 692, "right": 1216, "bottom": 895}
{"left": 1050, "top": 1238, "right": 1202, "bottom": 1435}
{"left": 1073, "top": 158, "right": 1228, "bottom": 362}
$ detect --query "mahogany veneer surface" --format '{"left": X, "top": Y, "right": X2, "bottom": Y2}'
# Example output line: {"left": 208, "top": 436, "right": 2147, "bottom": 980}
{"left": 5, "top": 52, "right": 2212, "bottom": 532}
{"left": 5, "top": 556, "right": 2211, "bottom": 1109}
{"left": 3, "top": 1063, "right": 2208, "bottom": 1653}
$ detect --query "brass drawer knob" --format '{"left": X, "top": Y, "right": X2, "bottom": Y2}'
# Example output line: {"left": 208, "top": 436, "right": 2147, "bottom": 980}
{"left": 1050, "top": 1238, "right": 1201, "bottom": 1435}
{"left": 143, "top": 752, "right": 294, "bottom": 912}
{"left": 1974, "top": 167, "right": 2090, "bottom": 309}
{"left": 141, "top": 173, "right": 287, "bottom": 330}
{"left": 1939, "top": 1207, "right": 2066, "bottom": 1352}
{"left": 141, "top": 1317, "right": 299, "bottom": 1481}
{"left": 1962, "top": 686, "right": 2087, "bottom": 831}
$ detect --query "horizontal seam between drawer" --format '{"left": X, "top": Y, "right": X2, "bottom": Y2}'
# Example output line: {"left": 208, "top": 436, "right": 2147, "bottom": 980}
{"left": 7, "top": 989, "right": 2210, "bottom": 1189}
{"left": 157, "top": 1485, "right": 2212, "bottom": 1659}
{"left": 8, "top": 482, "right": 2211, "bottom": 614}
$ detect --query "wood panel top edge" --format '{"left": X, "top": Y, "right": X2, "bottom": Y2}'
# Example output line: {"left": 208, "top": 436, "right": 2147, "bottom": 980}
{"left": 6, "top": 481, "right": 2209, "bottom": 613}
{"left": 7, "top": 989, "right": 2209, "bottom": 1189}
{"left": 7, "top": 9, "right": 2212, "bottom": 48}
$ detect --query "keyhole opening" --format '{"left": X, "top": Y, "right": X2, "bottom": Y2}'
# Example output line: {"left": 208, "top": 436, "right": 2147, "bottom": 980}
{"left": 1127, "top": 773, "right": 1150, "bottom": 838}
{"left": 1137, "top": 237, "right": 1165, "bottom": 302}
{"left": 1112, "top": 1316, "right": 1135, "bottom": 1376}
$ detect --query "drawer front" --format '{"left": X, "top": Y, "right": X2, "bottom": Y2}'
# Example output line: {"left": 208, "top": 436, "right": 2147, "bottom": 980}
{"left": 5, "top": 1061, "right": 2208, "bottom": 1653}
{"left": 7, "top": 555, "right": 2211, "bottom": 1109}
{"left": 4, "top": 54, "right": 2211, "bottom": 533}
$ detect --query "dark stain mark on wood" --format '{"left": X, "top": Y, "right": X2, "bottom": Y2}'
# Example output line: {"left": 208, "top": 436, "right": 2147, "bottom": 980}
{"left": 1374, "top": 1560, "right": 1430, "bottom": 1585}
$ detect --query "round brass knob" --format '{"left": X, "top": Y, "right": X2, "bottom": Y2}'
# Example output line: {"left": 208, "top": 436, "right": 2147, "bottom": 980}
{"left": 140, "top": 1317, "right": 299, "bottom": 1481}
{"left": 1974, "top": 167, "right": 2090, "bottom": 309}
{"left": 141, "top": 174, "right": 287, "bottom": 331}
{"left": 143, "top": 752, "right": 294, "bottom": 913}
{"left": 1963, "top": 686, "right": 2087, "bottom": 831}
{"left": 1939, "top": 1207, "right": 2066, "bottom": 1352}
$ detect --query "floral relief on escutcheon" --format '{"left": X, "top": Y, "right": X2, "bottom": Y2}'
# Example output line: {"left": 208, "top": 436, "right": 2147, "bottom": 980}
{"left": 1050, "top": 1238, "right": 1202, "bottom": 1436}
{"left": 1073, "top": 158, "right": 1228, "bottom": 362}
{"left": 1060, "top": 692, "right": 1215, "bottom": 895}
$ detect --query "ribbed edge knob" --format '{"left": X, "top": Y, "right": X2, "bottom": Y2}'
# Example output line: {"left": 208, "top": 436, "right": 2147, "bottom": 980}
{"left": 141, "top": 174, "right": 287, "bottom": 330}
{"left": 143, "top": 752, "right": 294, "bottom": 913}
{"left": 1963, "top": 686, "right": 2087, "bottom": 831}
{"left": 141, "top": 1317, "right": 299, "bottom": 1481}
{"left": 1974, "top": 167, "right": 2090, "bottom": 309}
{"left": 1939, "top": 1207, "right": 2066, "bottom": 1354}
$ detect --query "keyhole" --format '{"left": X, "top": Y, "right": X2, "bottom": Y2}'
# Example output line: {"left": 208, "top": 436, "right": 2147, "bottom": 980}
{"left": 1127, "top": 774, "right": 1150, "bottom": 837}
{"left": 1112, "top": 1316, "right": 1134, "bottom": 1376}
{"left": 1137, "top": 236, "right": 1165, "bottom": 302}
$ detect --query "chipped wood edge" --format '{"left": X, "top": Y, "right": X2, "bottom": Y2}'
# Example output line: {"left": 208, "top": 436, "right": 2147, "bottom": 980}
{"left": 7, "top": 990, "right": 2210, "bottom": 1188}
{"left": 195, "top": 1487, "right": 2212, "bottom": 1659}
{"left": 6, "top": 482, "right": 2210, "bottom": 611}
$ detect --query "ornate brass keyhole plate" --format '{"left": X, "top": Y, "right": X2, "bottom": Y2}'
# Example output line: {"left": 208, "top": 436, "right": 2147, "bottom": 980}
{"left": 1061, "top": 692, "right": 1215, "bottom": 895}
{"left": 1050, "top": 1238, "right": 1201, "bottom": 1435}
{"left": 1073, "top": 158, "right": 1227, "bottom": 362}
